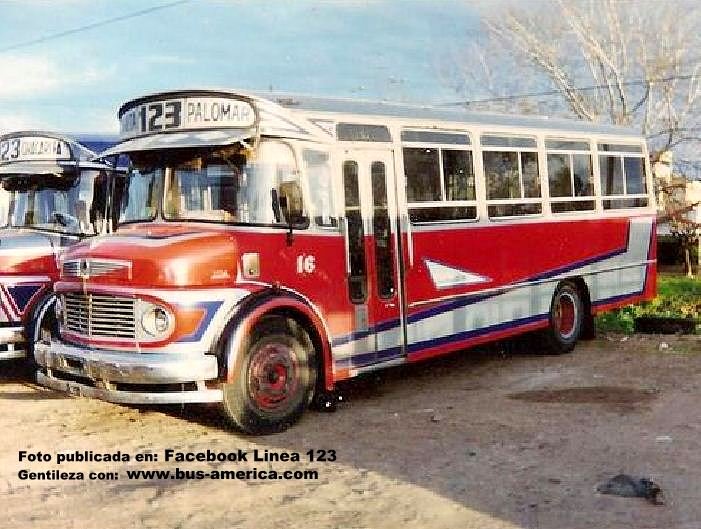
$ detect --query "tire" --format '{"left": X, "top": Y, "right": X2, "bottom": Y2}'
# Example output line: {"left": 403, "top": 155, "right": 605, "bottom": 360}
{"left": 26, "top": 296, "right": 58, "bottom": 372}
{"left": 221, "top": 316, "right": 317, "bottom": 435}
{"left": 542, "top": 281, "right": 583, "bottom": 355}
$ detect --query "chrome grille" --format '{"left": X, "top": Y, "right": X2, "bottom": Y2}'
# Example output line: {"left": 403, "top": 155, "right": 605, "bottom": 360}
{"left": 62, "top": 260, "right": 80, "bottom": 277}
{"left": 63, "top": 293, "right": 136, "bottom": 339}
{"left": 62, "top": 259, "right": 131, "bottom": 279}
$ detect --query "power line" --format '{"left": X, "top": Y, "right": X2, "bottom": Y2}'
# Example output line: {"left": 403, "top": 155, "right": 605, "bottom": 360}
{"left": 0, "top": 0, "right": 191, "bottom": 54}
{"left": 441, "top": 72, "right": 701, "bottom": 106}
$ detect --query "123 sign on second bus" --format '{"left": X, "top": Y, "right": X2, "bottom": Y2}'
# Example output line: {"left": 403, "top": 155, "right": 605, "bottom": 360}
{"left": 120, "top": 96, "right": 257, "bottom": 139}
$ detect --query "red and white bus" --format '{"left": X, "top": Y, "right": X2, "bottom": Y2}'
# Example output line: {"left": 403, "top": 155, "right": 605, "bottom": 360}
{"left": 35, "top": 90, "right": 656, "bottom": 433}
{"left": 0, "top": 132, "right": 122, "bottom": 363}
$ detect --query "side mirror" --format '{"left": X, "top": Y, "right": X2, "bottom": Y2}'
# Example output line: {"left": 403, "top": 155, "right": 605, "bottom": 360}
{"left": 278, "top": 181, "right": 305, "bottom": 224}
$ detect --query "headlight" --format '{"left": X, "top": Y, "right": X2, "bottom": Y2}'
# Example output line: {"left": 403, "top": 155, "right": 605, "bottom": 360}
{"left": 137, "top": 302, "right": 174, "bottom": 340}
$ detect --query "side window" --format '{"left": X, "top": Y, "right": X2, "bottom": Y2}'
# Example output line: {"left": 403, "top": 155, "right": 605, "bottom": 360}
{"left": 303, "top": 149, "right": 337, "bottom": 227}
{"left": 598, "top": 143, "right": 648, "bottom": 209}
{"left": 481, "top": 134, "right": 542, "bottom": 218}
{"left": 371, "top": 162, "right": 395, "bottom": 299}
{"left": 545, "top": 139, "right": 595, "bottom": 213}
{"left": 343, "top": 161, "right": 366, "bottom": 304}
{"left": 402, "top": 130, "right": 476, "bottom": 223}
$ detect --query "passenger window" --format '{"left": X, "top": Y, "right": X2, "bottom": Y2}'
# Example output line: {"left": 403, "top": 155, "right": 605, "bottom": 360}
{"left": 598, "top": 142, "right": 648, "bottom": 210}
{"left": 402, "top": 130, "right": 477, "bottom": 223}
{"left": 545, "top": 138, "right": 595, "bottom": 213}
{"left": 481, "top": 134, "right": 542, "bottom": 218}
{"left": 403, "top": 148, "right": 441, "bottom": 202}
{"left": 342, "top": 161, "right": 366, "bottom": 304}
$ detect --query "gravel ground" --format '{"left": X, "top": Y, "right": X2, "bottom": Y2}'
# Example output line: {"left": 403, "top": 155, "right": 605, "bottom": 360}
{"left": 1, "top": 333, "right": 699, "bottom": 529}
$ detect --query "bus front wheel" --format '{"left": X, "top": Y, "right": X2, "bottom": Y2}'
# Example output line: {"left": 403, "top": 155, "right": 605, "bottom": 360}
{"left": 542, "top": 282, "right": 583, "bottom": 355}
{"left": 221, "top": 316, "right": 317, "bottom": 435}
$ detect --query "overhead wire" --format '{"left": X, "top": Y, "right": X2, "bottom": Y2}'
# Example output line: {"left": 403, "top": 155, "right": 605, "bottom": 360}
{"left": 0, "top": 0, "right": 191, "bottom": 54}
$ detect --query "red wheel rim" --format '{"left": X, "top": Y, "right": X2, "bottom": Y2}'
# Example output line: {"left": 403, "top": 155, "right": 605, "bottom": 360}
{"left": 554, "top": 292, "right": 577, "bottom": 339}
{"left": 247, "top": 342, "right": 299, "bottom": 411}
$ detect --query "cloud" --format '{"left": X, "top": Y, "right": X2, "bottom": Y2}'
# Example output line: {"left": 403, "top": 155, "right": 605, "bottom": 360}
{"left": 0, "top": 54, "right": 115, "bottom": 99}
{"left": 0, "top": 112, "right": 47, "bottom": 133}
{"left": 0, "top": 56, "right": 62, "bottom": 98}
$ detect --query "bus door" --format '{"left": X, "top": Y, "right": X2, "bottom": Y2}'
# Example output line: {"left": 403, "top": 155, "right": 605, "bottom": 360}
{"left": 341, "top": 149, "right": 404, "bottom": 367}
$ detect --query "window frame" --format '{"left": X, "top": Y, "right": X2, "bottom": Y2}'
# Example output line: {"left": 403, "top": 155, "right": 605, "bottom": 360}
{"left": 480, "top": 133, "right": 543, "bottom": 220}
{"left": 596, "top": 142, "right": 649, "bottom": 211}
{"left": 544, "top": 138, "right": 596, "bottom": 215}
{"left": 401, "top": 129, "right": 478, "bottom": 225}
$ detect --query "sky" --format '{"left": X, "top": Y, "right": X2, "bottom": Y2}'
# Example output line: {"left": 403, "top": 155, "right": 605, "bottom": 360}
{"left": 0, "top": 0, "right": 482, "bottom": 134}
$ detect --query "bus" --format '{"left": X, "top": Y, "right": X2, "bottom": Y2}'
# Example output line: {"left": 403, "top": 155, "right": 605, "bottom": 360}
{"left": 0, "top": 132, "right": 123, "bottom": 364}
{"left": 35, "top": 90, "right": 656, "bottom": 433}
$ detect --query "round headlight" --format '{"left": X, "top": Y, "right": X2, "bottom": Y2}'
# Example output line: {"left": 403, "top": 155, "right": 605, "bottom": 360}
{"left": 140, "top": 306, "right": 173, "bottom": 338}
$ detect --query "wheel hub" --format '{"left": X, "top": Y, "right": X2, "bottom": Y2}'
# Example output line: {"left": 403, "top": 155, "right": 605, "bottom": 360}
{"left": 248, "top": 343, "right": 298, "bottom": 411}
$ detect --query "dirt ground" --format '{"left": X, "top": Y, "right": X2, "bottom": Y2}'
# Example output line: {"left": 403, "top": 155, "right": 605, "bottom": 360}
{"left": 1, "top": 333, "right": 700, "bottom": 529}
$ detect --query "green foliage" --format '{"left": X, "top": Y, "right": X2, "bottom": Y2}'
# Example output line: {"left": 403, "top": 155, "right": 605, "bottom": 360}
{"left": 596, "top": 274, "right": 701, "bottom": 334}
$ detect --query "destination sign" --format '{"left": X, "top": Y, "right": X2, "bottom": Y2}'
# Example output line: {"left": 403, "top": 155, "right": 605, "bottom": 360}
{"left": 0, "top": 136, "right": 72, "bottom": 164}
{"left": 119, "top": 96, "right": 257, "bottom": 139}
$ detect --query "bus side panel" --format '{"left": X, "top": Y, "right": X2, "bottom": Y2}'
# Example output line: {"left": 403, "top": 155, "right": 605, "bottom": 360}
{"left": 401, "top": 215, "right": 655, "bottom": 361}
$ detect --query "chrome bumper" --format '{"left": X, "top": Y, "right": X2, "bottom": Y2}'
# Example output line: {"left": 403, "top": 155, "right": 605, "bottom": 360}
{"left": 0, "top": 326, "right": 26, "bottom": 360}
{"left": 34, "top": 340, "right": 223, "bottom": 404}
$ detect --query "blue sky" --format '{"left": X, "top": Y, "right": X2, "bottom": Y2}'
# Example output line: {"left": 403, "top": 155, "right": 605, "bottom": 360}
{"left": 0, "top": 0, "right": 482, "bottom": 134}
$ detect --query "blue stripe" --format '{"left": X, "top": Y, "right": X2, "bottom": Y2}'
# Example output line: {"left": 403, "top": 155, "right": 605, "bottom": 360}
{"left": 407, "top": 313, "right": 549, "bottom": 353}
{"left": 334, "top": 346, "right": 404, "bottom": 370}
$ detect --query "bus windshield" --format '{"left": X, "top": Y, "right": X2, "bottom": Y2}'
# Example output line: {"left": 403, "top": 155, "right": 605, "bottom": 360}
{"left": 122, "top": 140, "right": 304, "bottom": 226}
{"left": 2, "top": 170, "right": 109, "bottom": 236}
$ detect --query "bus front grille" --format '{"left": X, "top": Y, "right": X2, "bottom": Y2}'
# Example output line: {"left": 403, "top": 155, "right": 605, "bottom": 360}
{"left": 63, "top": 293, "right": 136, "bottom": 340}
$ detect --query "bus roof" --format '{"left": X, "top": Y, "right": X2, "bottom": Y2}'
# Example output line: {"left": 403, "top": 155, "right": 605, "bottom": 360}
{"left": 105, "top": 88, "right": 643, "bottom": 156}
{"left": 258, "top": 91, "right": 641, "bottom": 137}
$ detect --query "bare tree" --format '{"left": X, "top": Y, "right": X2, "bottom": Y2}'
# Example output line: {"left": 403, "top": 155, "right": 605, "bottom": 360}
{"left": 444, "top": 0, "right": 701, "bottom": 162}
{"left": 658, "top": 179, "right": 701, "bottom": 277}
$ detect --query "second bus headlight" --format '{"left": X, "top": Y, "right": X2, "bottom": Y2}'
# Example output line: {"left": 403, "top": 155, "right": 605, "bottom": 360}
{"left": 139, "top": 302, "right": 174, "bottom": 340}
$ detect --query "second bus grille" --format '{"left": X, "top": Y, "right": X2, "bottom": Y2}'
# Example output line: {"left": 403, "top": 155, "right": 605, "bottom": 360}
{"left": 63, "top": 293, "right": 136, "bottom": 340}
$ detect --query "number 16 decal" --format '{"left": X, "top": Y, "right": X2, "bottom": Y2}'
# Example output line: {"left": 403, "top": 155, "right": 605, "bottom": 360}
{"left": 296, "top": 254, "right": 316, "bottom": 274}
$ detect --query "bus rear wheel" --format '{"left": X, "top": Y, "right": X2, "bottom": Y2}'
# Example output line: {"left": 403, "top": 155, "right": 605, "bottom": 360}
{"left": 221, "top": 316, "right": 317, "bottom": 435}
{"left": 542, "top": 281, "right": 583, "bottom": 355}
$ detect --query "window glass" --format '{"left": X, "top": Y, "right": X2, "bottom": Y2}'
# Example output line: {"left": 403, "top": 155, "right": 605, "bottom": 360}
{"left": 401, "top": 130, "right": 470, "bottom": 145}
{"left": 408, "top": 206, "right": 477, "bottom": 223}
{"left": 303, "top": 149, "right": 336, "bottom": 227}
{"left": 403, "top": 147, "right": 441, "bottom": 202}
{"left": 598, "top": 143, "right": 643, "bottom": 153}
{"left": 521, "top": 152, "right": 541, "bottom": 198}
{"left": 547, "top": 153, "right": 572, "bottom": 198}
{"left": 371, "top": 162, "right": 395, "bottom": 299}
{"left": 481, "top": 135, "right": 537, "bottom": 148}
{"left": 572, "top": 154, "right": 594, "bottom": 196}
{"left": 4, "top": 170, "right": 110, "bottom": 235}
{"left": 343, "top": 161, "right": 366, "bottom": 303}
{"left": 624, "top": 157, "right": 646, "bottom": 194}
{"left": 120, "top": 168, "right": 160, "bottom": 224}
{"left": 599, "top": 155, "right": 624, "bottom": 195}
{"left": 545, "top": 140, "right": 590, "bottom": 151}
{"left": 603, "top": 197, "right": 648, "bottom": 209}
{"left": 337, "top": 123, "right": 391, "bottom": 142}
{"left": 551, "top": 201, "right": 596, "bottom": 213}
{"left": 488, "top": 203, "right": 542, "bottom": 217}
{"left": 484, "top": 151, "right": 520, "bottom": 199}
{"left": 442, "top": 149, "right": 475, "bottom": 200}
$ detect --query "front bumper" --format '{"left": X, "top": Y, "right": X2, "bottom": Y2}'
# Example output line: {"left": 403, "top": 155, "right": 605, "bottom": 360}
{"left": 35, "top": 340, "right": 223, "bottom": 404}
{"left": 0, "top": 326, "right": 26, "bottom": 360}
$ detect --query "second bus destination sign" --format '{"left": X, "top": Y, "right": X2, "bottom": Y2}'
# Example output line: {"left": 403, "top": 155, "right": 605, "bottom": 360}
{"left": 120, "top": 96, "right": 256, "bottom": 139}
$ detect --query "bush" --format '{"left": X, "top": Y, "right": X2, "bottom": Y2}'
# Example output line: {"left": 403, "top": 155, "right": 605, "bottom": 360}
{"left": 596, "top": 274, "right": 701, "bottom": 334}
